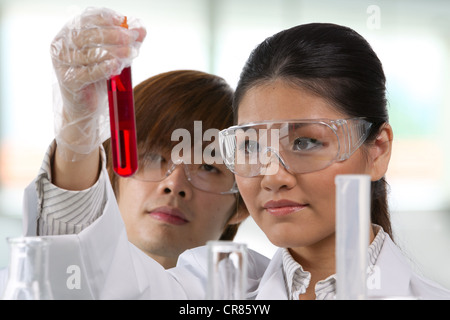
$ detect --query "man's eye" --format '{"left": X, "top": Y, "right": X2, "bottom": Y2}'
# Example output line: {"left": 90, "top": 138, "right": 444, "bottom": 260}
{"left": 140, "top": 153, "right": 165, "bottom": 167}
{"left": 241, "top": 140, "right": 259, "bottom": 153}
{"left": 199, "top": 164, "right": 220, "bottom": 173}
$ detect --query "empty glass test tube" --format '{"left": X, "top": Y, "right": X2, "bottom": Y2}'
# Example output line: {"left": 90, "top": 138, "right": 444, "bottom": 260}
{"left": 335, "top": 174, "right": 371, "bottom": 300}
{"left": 206, "top": 241, "right": 248, "bottom": 300}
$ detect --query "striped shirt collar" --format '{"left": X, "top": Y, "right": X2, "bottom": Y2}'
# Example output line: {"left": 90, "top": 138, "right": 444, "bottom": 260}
{"left": 281, "top": 225, "right": 386, "bottom": 300}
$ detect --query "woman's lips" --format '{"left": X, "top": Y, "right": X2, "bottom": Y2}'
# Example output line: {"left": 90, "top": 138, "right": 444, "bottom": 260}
{"left": 147, "top": 206, "right": 189, "bottom": 225}
{"left": 263, "top": 200, "right": 308, "bottom": 216}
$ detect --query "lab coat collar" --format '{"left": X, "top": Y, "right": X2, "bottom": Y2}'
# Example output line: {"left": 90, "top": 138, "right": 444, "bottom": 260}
{"left": 255, "top": 249, "right": 288, "bottom": 299}
{"left": 254, "top": 236, "right": 417, "bottom": 300}
{"left": 366, "top": 235, "right": 413, "bottom": 299}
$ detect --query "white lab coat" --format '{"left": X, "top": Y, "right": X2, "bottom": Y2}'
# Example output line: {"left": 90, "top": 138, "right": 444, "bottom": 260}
{"left": 2, "top": 173, "right": 449, "bottom": 300}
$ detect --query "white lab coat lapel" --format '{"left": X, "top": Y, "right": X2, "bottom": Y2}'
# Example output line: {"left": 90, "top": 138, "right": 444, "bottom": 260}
{"left": 255, "top": 249, "right": 288, "bottom": 299}
{"left": 365, "top": 235, "right": 450, "bottom": 299}
{"left": 367, "top": 235, "right": 413, "bottom": 299}
{"left": 22, "top": 181, "right": 94, "bottom": 299}
{"left": 253, "top": 237, "right": 423, "bottom": 300}
{"left": 76, "top": 180, "right": 184, "bottom": 299}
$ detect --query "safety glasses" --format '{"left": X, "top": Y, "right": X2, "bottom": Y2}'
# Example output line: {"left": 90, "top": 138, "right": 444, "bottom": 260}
{"left": 132, "top": 152, "right": 239, "bottom": 194}
{"left": 219, "top": 118, "right": 372, "bottom": 177}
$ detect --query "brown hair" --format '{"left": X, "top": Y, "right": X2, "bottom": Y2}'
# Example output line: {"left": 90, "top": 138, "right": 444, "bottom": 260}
{"left": 104, "top": 70, "right": 243, "bottom": 240}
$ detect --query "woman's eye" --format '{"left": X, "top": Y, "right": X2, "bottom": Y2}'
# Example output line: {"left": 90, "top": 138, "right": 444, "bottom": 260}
{"left": 292, "top": 138, "right": 323, "bottom": 151}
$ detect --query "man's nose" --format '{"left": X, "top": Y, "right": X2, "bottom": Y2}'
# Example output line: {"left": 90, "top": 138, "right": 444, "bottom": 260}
{"left": 159, "top": 164, "right": 193, "bottom": 199}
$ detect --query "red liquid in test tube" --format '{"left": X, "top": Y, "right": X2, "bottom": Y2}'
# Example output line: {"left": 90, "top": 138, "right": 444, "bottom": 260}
{"left": 107, "top": 17, "right": 138, "bottom": 177}
{"left": 107, "top": 66, "right": 138, "bottom": 177}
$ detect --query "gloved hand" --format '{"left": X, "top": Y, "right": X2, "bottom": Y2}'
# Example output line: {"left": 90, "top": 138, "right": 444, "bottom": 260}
{"left": 50, "top": 7, "right": 146, "bottom": 161}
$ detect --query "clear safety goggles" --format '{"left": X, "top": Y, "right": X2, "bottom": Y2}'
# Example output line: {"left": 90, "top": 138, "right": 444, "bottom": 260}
{"left": 219, "top": 118, "right": 372, "bottom": 177}
{"left": 132, "top": 151, "right": 239, "bottom": 195}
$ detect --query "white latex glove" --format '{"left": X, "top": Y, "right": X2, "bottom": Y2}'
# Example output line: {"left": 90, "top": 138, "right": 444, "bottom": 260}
{"left": 50, "top": 7, "right": 146, "bottom": 161}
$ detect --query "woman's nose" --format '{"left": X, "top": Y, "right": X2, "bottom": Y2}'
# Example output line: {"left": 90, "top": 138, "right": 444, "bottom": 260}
{"left": 260, "top": 157, "right": 297, "bottom": 192}
{"left": 158, "top": 165, "right": 193, "bottom": 199}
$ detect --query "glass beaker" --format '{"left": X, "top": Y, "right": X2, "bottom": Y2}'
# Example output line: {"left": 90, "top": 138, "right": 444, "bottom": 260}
{"left": 2, "top": 237, "right": 53, "bottom": 300}
{"left": 206, "top": 241, "right": 247, "bottom": 300}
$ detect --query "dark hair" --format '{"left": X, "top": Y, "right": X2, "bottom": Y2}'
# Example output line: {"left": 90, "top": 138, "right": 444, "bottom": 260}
{"left": 104, "top": 70, "right": 244, "bottom": 240}
{"left": 234, "top": 23, "right": 393, "bottom": 239}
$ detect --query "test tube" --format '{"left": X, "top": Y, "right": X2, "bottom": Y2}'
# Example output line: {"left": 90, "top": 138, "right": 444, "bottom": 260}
{"left": 206, "top": 241, "right": 247, "bottom": 300}
{"left": 107, "top": 17, "right": 138, "bottom": 177}
{"left": 335, "top": 174, "right": 371, "bottom": 300}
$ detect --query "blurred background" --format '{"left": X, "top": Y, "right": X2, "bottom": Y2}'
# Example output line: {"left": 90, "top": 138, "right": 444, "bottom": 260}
{"left": 0, "top": 0, "right": 449, "bottom": 289}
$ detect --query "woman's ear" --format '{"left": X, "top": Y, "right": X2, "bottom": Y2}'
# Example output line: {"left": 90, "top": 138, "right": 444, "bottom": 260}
{"left": 369, "top": 123, "right": 393, "bottom": 181}
{"left": 227, "top": 195, "right": 250, "bottom": 225}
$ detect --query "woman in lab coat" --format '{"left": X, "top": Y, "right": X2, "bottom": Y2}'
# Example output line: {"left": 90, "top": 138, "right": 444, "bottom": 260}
{"left": 8, "top": 12, "right": 450, "bottom": 300}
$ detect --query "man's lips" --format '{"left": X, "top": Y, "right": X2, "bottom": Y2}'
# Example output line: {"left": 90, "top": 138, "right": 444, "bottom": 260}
{"left": 263, "top": 200, "right": 308, "bottom": 216}
{"left": 147, "top": 206, "right": 189, "bottom": 225}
